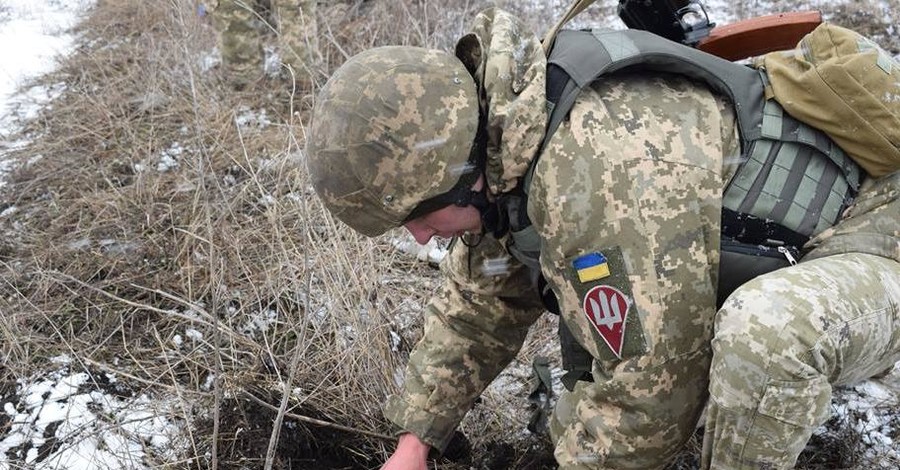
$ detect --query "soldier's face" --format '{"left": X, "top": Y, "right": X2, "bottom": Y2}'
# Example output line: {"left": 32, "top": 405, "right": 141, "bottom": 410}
{"left": 403, "top": 204, "right": 483, "bottom": 245}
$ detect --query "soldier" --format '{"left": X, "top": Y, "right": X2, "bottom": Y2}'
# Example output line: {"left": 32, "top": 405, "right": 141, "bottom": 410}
{"left": 306, "top": 7, "right": 900, "bottom": 470}
{"left": 209, "top": 0, "right": 317, "bottom": 89}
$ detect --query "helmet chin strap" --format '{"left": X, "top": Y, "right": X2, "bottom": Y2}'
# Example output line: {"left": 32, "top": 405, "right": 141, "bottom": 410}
{"left": 451, "top": 111, "right": 509, "bottom": 239}
{"left": 451, "top": 180, "right": 504, "bottom": 238}
{"left": 404, "top": 111, "right": 509, "bottom": 241}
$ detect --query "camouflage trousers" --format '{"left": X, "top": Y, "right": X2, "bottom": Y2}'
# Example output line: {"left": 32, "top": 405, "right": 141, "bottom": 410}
{"left": 210, "top": 0, "right": 317, "bottom": 86}
{"left": 550, "top": 251, "right": 900, "bottom": 469}
{"left": 704, "top": 252, "right": 900, "bottom": 469}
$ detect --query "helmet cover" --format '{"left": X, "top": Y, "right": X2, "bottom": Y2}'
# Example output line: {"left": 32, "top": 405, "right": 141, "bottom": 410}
{"left": 306, "top": 46, "right": 480, "bottom": 237}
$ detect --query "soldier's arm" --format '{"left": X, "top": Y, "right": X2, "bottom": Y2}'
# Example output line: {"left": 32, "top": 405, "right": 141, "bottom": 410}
{"left": 383, "top": 234, "right": 544, "bottom": 452}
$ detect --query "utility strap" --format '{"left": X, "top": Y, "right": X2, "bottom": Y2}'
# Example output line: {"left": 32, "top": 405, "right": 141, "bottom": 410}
{"left": 542, "top": 0, "right": 599, "bottom": 54}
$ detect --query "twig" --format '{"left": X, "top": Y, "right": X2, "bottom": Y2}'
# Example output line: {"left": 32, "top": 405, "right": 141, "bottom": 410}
{"left": 242, "top": 390, "right": 395, "bottom": 441}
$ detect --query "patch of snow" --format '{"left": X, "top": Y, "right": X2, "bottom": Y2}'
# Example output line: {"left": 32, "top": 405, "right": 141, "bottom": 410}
{"left": 233, "top": 106, "right": 272, "bottom": 130}
{"left": 392, "top": 235, "right": 448, "bottom": 264}
{"left": 812, "top": 373, "right": 900, "bottom": 466}
{"left": 0, "top": 366, "right": 182, "bottom": 469}
{"left": 389, "top": 330, "right": 402, "bottom": 352}
{"left": 185, "top": 328, "right": 204, "bottom": 342}
{"left": 156, "top": 142, "right": 183, "bottom": 172}
{"left": 201, "top": 374, "right": 216, "bottom": 392}
{"left": 0, "top": 1, "right": 94, "bottom": 184}
{"left": 239, "top": 308, "right": 278, "bottom": 335}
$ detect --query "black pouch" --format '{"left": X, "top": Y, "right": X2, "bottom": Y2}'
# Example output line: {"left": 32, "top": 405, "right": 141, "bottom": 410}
{"left": 718, "top": 238, "right": 799, "bottom": 308}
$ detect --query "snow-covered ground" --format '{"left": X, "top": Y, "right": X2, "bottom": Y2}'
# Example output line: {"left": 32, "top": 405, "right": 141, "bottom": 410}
{"left": 0, "top": 357, "right": 181, "bottom": 470}
{"left": 0, "top": 0, "right": 93, "bottom": 174}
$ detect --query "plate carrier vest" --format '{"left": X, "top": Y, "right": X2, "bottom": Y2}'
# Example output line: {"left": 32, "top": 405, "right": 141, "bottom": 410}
{"left": 498, "top": 29, "right": 864, "bottom": 389}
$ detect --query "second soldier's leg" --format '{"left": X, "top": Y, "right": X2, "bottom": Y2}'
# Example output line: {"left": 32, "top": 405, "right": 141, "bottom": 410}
{"left": 211, "top": 0, "right": 265, "bottom": 88}
{"left": 703, "top": 253, "right": 900, "bottom": 469}
{"left": 270, "top": 0, "right": 317, "bottom": 82}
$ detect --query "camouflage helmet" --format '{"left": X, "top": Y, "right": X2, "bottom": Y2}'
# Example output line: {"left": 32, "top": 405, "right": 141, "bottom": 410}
{"left": 306, "top": 46, "right": 481, "bottom": 237}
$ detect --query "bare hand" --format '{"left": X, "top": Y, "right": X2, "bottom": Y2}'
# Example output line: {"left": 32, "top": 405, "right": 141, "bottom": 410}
{"left": 381, "top": 433, "right": 431, "bottom": 470}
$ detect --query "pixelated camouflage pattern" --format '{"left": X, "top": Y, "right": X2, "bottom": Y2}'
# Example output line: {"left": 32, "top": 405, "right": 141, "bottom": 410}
{"left": 455, "top": 8, "right": 548, "bottom": 194}
{"left": 381, "top": 9, "right": 548, "bottom": 448}
{"left": 270, "top": 0, "right": 317, "bottom": 75}
{"left": 210, "top": 0, "right": 316, "bottom": 86}
{"left": 704, "top": 252, "right": 900, "bottom": 469}
{"left": 383, "top": 6, "right": 743, "bottom": 464}
{"left": 804, "top": 170, "right": 900, "bottom": 264}
{"left": 211, "top": 0, "right": 263, "bottom": 84}
{"left": 383, "top": 234, "right": 545, "bottom": 450}
{"left": 693, "top": 170, "right": 899, "bottom": 469}
{"left": 306, "top": 47, "right": 479, "bottom": 237}
{"left": 376, "top": 7, "right": 899, "bottom": 470}
{"left": 533, "top": 73, "right": 739, "bottom": 469}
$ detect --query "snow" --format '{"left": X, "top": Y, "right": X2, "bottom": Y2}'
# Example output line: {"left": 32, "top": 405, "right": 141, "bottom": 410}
{"left": 0, "top": 2, "right": 184, "bottom": 468}
{"left": 0, "top": 363, "right": 182, "bottom": 470}
{"left": 832, "top": 380, "right": 900, "bottom": 456}
{"left": 0, "top": 0, "right": 92, "bottom": 179}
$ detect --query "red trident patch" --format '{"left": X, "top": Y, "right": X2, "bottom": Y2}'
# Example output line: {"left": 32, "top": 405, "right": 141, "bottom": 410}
{"left": 582, "top": 285, "right": 630, "bottom": 358}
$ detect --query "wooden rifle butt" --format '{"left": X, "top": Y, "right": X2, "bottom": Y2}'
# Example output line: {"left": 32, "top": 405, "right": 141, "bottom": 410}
{"left": 698, "top": 11, "right": 823, "bottom": 61}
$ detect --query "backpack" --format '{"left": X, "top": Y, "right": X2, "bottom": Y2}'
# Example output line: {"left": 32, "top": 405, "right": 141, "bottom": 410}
{"left": 758, "top": 23, "right": 900, "bottom": 177}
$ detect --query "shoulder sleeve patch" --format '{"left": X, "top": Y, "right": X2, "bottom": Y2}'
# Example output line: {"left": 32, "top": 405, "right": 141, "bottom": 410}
{"left": 564, "top": 246, "right": 648, "bottom": 360}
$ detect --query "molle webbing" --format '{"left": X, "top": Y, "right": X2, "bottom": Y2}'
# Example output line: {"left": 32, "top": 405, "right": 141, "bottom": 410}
{"left": 501, "top": 30, "right": 863, "bottom": 390}
{"left": 507, "top": 28, "right": 866, "bottom": 390}
{"left": 515, "top": 28, "right": 864, "bottom": 276}
{"left": 723, "top": 100, "right": 861, "bottom": 240}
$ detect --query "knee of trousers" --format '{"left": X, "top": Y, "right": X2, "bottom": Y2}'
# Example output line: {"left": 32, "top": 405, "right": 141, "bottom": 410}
{"left": 709, "top": 281, "right": 833, "bottom": 426}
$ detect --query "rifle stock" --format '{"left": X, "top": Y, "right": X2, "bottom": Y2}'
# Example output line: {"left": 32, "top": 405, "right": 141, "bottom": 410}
{"left": 698, "top": 12, "right": 823, "bottom": 61}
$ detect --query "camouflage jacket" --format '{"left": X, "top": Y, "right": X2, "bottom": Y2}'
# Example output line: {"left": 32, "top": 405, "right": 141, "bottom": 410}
{"left": 384, "top": 7, "right": 736, "bottom": 450}
{"left": 383, "top": 8, "right": 549, "bottom": 450}
{"left": 805, "top": 170, "right": 900, "bottom": 263}
{"left": 383, "top": 7, "right": 900, "bottom": 452}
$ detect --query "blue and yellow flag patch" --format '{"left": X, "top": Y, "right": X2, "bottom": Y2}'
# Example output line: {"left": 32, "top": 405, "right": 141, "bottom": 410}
{"left": 573, "top": 252, "right": 610, "bottom": 283}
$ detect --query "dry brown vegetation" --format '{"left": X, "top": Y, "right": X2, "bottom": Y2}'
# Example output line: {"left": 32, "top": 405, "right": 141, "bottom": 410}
{"left": 0, "top": 0, "right": 897, "bottom": 469}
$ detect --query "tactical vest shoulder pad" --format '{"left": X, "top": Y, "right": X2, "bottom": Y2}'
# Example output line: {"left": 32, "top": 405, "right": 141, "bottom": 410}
{"left": 542, "top": 28, "right": 766, "bottom": 156}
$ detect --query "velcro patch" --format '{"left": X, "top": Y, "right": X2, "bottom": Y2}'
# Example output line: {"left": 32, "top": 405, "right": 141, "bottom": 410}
{"left": 573, "top": 252, "right": 610, "bottom": 283}
{"left": 582, "top": 285, "right": 630, "bottom": 358}
{"left": 566, "top": 246, "right": 648, "bottom": 361}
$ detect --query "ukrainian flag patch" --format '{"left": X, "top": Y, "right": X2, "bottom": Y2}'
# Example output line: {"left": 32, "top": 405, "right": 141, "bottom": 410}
{"left": 573, "top": 252, "right": 610, "bottom": 283}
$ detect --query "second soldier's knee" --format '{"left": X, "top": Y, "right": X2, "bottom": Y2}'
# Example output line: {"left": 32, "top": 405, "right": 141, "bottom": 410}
{"left": 709, "top": 285, "right": 827, "bottom": 412}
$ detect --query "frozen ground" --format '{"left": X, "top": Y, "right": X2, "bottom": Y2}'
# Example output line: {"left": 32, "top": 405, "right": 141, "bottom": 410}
{"left": 0, "top": 1, "right": 184, "bottom": 468}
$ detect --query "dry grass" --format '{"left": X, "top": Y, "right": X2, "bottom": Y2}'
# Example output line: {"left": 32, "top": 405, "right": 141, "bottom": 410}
{"left": 0, "top": 0, "right": 516, "bottom": 468}
{"left": 0, "top": 0, "right": 897, "bottom": 469}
